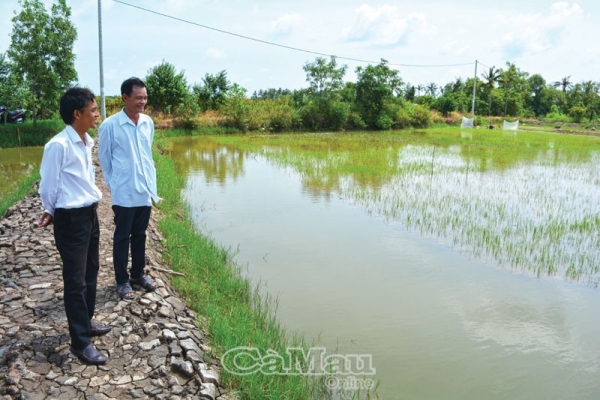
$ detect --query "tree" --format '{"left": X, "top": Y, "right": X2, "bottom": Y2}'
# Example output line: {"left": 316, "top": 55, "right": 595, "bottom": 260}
{"left": 144, "top": 60, "right": 190, "bottom": 114}
{"left": 301, "top": 56, "right": 348, "bottom": 130}
{"left": 354, "top": 59, "right": 404, "bottom": 129}
{"left": 7, "top": 0, "right": 77, "bottom": 123}
{"left": 0, "top": 52, "right": 29, "bottom": 114}
{"left": 526, "top": 74, "right": 549, "bottom": 117}
{"left": 303, "top": 56, "right": 347, "bottom": 99}
{"left": 404, "top": 84, "right": 415, "bottom": 102}
{"left": 498, "top": 62, "right": 525, "bottom": 116}
{"left": 481, "top": 66, "right": 501, "bottom": 115}
{"left": 193, "top": 70, "right": 230, "bottom": 111}
{"left": 416, "top": 84, "right": 424, "bottom": 97}
{"left": 426, "top": 82, "right": 438, "bottom": 97}
{"left": 553, "top": 75, "right": 572, "bottom": 93}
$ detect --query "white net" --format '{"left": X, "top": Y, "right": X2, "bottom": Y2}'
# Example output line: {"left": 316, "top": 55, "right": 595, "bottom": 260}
{"left": 503, "top": 120, "right": 519, "bottom": 130}
{"left": 461, "top": 116, "right": 474, "bottom": 128}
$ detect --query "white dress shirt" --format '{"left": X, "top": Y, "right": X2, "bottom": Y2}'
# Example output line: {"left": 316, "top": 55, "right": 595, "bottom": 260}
{"left": 39, "top": 125, "right": 102, "bottom": 216}
{"left": 98, "top": 109, "right": 160, "bottom": 207}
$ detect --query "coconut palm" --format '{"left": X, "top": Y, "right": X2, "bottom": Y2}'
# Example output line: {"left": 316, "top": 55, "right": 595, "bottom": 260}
{"left": 426, "top": 82, "right": 438, "bottom": 97}
{"left": 481, "top": 66, "right": 501, "bottom": 115}
{"left": 553, "top": 75, "right": 572, "bottom": 93}
{"left": 416, "top": 84, "right": 424, "bottom": 96}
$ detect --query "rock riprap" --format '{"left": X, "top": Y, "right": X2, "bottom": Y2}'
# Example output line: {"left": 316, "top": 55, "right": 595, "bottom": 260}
{"left": 0, "top": 155, "right": 228, "bottom": 400}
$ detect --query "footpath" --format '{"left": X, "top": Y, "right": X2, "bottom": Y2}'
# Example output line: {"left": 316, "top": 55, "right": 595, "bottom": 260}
{"left": 0, "top": 152, "right": 229, "bottom": 400}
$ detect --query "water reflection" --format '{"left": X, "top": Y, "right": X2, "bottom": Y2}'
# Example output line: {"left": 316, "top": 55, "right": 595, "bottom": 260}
{"left": 238, "top": 136, "right": 600, "bottom": 284}
{"left": 168, "top": 137, "right": 246, "bottom": 185}
{"left": 0, "top": 146, "right": 43, "bottom": 195}
{"left": 168, "top": 134, "right": 600, "bottom": 399}
{"left": 166, "top": 134, "right": 600, "bottom": 283}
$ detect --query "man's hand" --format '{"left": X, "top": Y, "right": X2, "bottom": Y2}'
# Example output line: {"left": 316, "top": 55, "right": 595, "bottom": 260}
{"left": 38, "top": 212, "right": 54, "bottom": 228}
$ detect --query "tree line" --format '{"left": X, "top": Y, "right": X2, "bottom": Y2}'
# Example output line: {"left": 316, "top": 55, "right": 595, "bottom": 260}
{"left": 1, "top": 0, "right": 599, "bottom": 131}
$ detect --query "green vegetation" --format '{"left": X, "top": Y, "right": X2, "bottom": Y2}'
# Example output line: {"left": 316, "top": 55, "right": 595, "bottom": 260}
{"left": 0, "top": 120, "right": 64, "bottom": 147}
{"left": 209, "top": 129, "right": 600, "bottom": 284}
{"left": 6, "top": 0, "right": 77, "bottom": 123}
{"left": 153, "top": 151, "right": 330, "bottom": 399}
{"left": 0, "top": 171, "right": 38, "bottom": 218}
{"left": 2, "top": 0, "right": 600, "bottom": 136}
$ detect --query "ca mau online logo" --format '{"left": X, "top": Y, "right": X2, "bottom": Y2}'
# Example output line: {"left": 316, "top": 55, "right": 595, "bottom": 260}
{"left": 221, "top": 347, "right": 376, "bottom": 377}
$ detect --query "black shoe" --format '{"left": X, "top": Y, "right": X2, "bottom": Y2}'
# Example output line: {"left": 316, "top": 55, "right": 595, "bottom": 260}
{"left": 90, "top": 322, "right": 112, "bottom": 337}
{"left": 70, "top": 344, "right": 107, "bottom": 365}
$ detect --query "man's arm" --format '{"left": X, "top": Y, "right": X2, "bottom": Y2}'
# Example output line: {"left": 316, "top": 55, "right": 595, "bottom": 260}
{"left": 98, "top": 122, "right": 113, "bottom": 191}
{"left": 38, "top": 142, "right": 63, "bottom": 226}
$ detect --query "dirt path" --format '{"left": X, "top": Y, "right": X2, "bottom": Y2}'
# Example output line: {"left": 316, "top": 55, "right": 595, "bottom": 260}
{"left": 0, "top": 149, "right": 229, "bottom": 399}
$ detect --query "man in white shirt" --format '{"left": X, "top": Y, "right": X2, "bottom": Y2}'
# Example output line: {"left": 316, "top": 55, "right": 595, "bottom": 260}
{"left": 98, "top": 77, "right": 160, "bottom": 300}
{"left": 38, "top": 87, "right": 111, "bottom": 366}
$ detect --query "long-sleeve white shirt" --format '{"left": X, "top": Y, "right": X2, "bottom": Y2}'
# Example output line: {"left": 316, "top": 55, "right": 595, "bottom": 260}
{"left": 38, "top": 125, "right": 102, "bottom": 216}
{"left": 98, "top": 109, "right": 160, "bottom": 207}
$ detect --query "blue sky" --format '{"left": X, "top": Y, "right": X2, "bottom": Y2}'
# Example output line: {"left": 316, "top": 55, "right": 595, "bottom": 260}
{"left": 0, "top": 0, "right": 598, "bottom": 96}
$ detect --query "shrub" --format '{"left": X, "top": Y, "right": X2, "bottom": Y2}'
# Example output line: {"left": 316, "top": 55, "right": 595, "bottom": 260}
{"left": 376, "top": 114, "right": 394, "bottom": 130}
{"left": 545, "top": 105, "right": 571, "bottom": 123}
{"left": 393, "top": 107, "right": 412, "bottom": 129}
{"left": 568, "top": 105, "right": 586, "bottom": 123}
{"left": 325, "top": 101, "right": 350, "bottom": 131}
{"left": 410, "top": 104, "right": 432, "bottom": 128}
{"left": 346, "top": 111, "right": 366, "bottom": 130}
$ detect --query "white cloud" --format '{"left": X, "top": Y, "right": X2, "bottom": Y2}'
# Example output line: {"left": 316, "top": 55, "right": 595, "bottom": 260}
{"left": 441, "top": 40, "right": 470, "bottom": 57}
{"left": 342, "top": 4, "right": 432, "bottom": 47}
{"left": 496, "top": 2, "right": 583, "bottom": 59}
{"left": 205, "top": 47, "right": 224, "bottom": 59}
{"left": 270, "top": 14, "right": 303, "bottom": 37}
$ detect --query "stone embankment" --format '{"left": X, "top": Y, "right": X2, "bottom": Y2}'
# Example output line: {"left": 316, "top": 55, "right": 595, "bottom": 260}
{"left": 0, "top": 156, "right": 229, "bottom": 399}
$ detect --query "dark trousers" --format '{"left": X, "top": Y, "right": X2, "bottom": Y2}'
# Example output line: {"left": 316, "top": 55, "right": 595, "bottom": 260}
{"left": 112, "top": 205, "right": 151, "bottom": 285}
{"left": 53, "top": 205, "right": 99, "bottom": 351}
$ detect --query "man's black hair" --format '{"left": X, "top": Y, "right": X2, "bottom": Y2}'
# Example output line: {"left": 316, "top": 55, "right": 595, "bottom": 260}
{"left": 59, "top": 87, "right": 96, "bottom": 125}
{"left": 121, "top": 77, "right": 146, "bottom": 96}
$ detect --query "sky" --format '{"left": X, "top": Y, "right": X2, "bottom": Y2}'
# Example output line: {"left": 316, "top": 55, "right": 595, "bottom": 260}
{"left": 0, "top": 0, "right": 598, "bottom": 97}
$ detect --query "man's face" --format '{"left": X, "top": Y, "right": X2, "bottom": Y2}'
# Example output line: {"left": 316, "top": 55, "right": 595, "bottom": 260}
{"left": 123, "top": 85, "right": 148, "bottom": 114}
{"left": 76, "top": 99, "right": 99, "bottom": 131}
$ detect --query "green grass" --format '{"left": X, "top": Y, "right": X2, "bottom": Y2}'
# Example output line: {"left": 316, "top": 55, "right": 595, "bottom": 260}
{"left": 0, "top": 120, "right": 64, "bottom": 148}
{"left": 0, "top": 172, "right": 39, "bottom": 218}
{"left": 154, "top": 151, "right": 331, "bottom": 399}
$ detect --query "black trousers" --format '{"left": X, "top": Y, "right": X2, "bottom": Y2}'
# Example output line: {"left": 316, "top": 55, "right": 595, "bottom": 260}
{"left": 53, "top": 204, "right": 99, "bottom": 351}
{"left": 112, "top": 205, "right": 151, "bottom": 285}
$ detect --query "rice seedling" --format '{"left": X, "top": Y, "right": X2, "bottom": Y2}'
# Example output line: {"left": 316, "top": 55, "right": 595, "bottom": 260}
{"left": 209, "top": 129, "right": 600, "bottom": 285}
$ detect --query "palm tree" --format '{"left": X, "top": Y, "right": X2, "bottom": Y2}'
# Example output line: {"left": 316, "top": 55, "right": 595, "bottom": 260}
{"left": 452, "top": 77, "right": 463, "bottom": 93}
{"left": 481, "top": 66, "right": 501, "bottom": 115}
{"left": 416, "top": 84, "right": 424, "bottom": 96}
{"left": 553, "top": 75, "right": 572, "bottom": 93}
{"left": 426, "top": 82, "right": 438, "bottom": 97}
{"left": 499, "top": 62, "right": 518, "bottom": 116}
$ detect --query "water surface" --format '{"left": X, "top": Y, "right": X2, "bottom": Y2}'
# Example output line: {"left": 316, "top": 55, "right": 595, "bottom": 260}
{"left": 0, "top": 146, "right": 43, "bottom": 196}
{"left": 168, "top": 134, "right": 600, "bottom": 399}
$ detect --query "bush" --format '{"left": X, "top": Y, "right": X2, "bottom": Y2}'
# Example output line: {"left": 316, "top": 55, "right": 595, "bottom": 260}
{"left": 376, "top": 114, "right": 394, "bottom": 130}
{"left": 325, "top": 101, "right": 350, "bottom": 131}
{"left": 410, "top": 104, "right": 432, "bottom": 128}
{"left": 474, "top": 115, "right": 484, "bottom": 127}
{"left": 568, "top": 105, "right": 586, "bottom": 123}
{"left": 393, "top": 107, "right": 412, "bottom": 129}
{"left": 173, "top": 96, "right": 200, "bottom": 130}
{"left": 345, "top": 111, "right": 366, "bottom": 130}
{"left": 545, "top": 105, "right": 571, "bottom": 123}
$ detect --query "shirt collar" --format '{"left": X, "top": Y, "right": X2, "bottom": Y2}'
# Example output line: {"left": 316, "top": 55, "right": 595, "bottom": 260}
{"left": 118, "top": 108, "right": 147, "bottom": 127}
{"left": 65, "top": 125, "right": 93, "bottom": 148}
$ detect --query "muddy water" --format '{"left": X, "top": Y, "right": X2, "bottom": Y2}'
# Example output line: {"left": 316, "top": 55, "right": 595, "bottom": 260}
{"left": 0, "top": 146, "right": 42, "bottom": 195}
{"left": 168, "top": 135, "right": 600, "bottom": 399}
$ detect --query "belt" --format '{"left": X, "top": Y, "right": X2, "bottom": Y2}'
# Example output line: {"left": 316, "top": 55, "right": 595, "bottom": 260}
{"left": 56, "top": 202, "right": 98, "bottom": 214}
